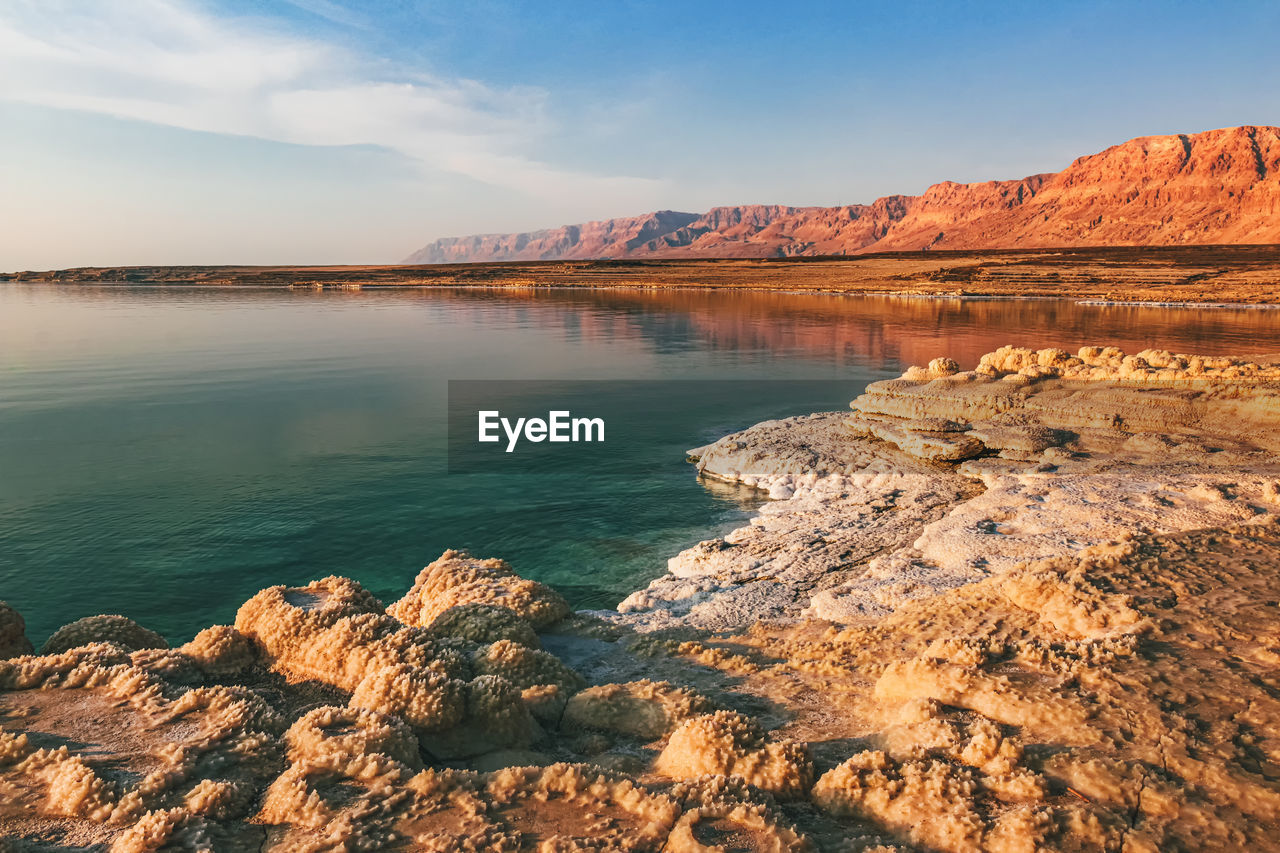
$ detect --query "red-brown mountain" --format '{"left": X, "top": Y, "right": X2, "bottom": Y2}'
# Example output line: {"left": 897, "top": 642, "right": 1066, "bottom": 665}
{"left": 403, "top": 126, "right": 1280, "bottom": 263}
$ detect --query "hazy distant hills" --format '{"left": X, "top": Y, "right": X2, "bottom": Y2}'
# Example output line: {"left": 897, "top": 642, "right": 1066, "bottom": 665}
{"left": 404, "top": 126, "right": 1280, "bottom": 263}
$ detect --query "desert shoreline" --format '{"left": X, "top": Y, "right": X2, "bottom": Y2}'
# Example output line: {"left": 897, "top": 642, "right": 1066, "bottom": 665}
{"left": 6, "top": 244, "right": 1280, "bottom": 305}
{"left": 5, "top": 340, "right": 1280, "bottom": 849}
{"left": 12, "top": 278, "right": 1280, "bottom": 311}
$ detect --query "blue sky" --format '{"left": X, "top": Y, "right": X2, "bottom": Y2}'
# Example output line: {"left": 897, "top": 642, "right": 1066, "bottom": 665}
{"left": 2, "top": 0, "right": 1278, "bottom": 269}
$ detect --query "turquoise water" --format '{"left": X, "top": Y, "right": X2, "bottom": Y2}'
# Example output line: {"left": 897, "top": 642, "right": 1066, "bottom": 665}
{"left": 1, "top": 284, "right": 1276, "bottom": 643}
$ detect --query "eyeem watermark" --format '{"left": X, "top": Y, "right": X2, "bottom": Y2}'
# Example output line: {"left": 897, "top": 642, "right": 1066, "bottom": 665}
{"left": 447, "top": 379, "right": 865, "bottom": 475}
{"left": 478, "top": 410, "right": 605, "bottom": 452}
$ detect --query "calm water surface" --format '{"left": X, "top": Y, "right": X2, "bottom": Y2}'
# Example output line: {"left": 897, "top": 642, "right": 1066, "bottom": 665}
{"left": 1, "top": 284, "right": 1277, "bottom": 642}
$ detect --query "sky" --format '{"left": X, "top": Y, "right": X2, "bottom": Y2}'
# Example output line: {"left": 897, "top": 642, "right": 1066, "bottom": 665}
{"left": 1, "top": 0, "right": 1278, "bottom": 270}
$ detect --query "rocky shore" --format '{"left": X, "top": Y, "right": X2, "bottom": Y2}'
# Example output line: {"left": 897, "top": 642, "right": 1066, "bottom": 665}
{"left": 4, "top": 345, "right": 1280, "bottom": 851}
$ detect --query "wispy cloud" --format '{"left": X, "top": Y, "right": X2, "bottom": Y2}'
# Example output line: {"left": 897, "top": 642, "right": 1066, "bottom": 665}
{"left": 0, "top": 0, "right": 667, "bottom": 201}
{"left": 279, "top": 0, "right": 369, "bottom": 30}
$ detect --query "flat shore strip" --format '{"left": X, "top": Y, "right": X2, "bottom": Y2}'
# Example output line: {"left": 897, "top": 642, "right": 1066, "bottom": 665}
{"left": 5, "top": 339, "right": 1280, "bottom": 850}
{"left": 7, "top": 244, "right": 1280, "bottom": 304}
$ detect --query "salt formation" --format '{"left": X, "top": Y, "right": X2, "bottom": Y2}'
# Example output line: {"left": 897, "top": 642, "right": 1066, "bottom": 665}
{"left": 0, "top": 527, "right": 1277, "bottom": 850}
{"left": 655, "top": 711, "right": 814, "bottom": 797}
{"left": 427, "top": 602, "right": 541, "bottom": 647}
{"left": 235, "top": 575, "right": 452, "bottom": 688}
{"left": 614, "top": 346, "right": 1280, "bottom": 629}
{"left": 666, "top": 775, "right": 813, "bottom": 852}
{"left": 348, "top": 662, "right": 467, "bottom": 732}
{"left": 614, "top": 413, "right": 980, "bottom": 630}
{"left": 235, "top": 573, "right": 546, "bottom": 759}
{"left": 5, "top": 346, "right": 1280, "bottom": 850}
{"left": 563, "top": 679, "right": 715, "bottom": 739}
{"left": 173, "top": 624, "right": 256, "bottom": 676}
{"left": 40, "top": 614, "right": 166, "bottom": 655}
{"left": 0, "top": 643, "right": 283, "bottom": 849}
{"left": 1, "top": 556, "right": 811, "bottom": 849}
{"left": 471, "top": 638, "right": 585, "bottom": 693}
{"left": 389, "top": 549, "right": 571, "bottom": 629}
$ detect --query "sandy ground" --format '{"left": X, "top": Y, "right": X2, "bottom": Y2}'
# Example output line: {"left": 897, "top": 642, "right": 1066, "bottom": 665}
{"left": 5, "top": 245, "right": 1280, "bottom": 304}
{"left": 4, "top": 343, "right": 1280, "bottom": 851}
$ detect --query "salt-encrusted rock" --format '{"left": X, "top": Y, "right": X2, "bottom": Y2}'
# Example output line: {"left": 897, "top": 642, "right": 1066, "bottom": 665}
{"left": 847, "top": 416, "right": 987, "bottom": 461}
{"left": 259, "top": 705, "right": 422, "bottom": 834}
{"left": 41, "top": 615, "right": 167, "bottom": 655}
{"left": 639, "top": 345, "right": 1280, "bottom": 629}
{"left": 481, "top": 763, "right": 682, "bottom": 849}
{"left": 562, "top": 680, "right": 715, "bottom": 740}
{"left": 285, "top": 704, "right": 423, "bottom": 769}
{"left": 428, "top": 602, "right": 540, "bottom": 648}
{"left": 667, "top": 775, "right": 814, "bottom": 852}
{"left": 108, "top": 809, "right": 215, "bottom": 853}
{"left": 861, "top": 345, "right": 1280, "bottom": 438}
{"left": 0, "top": 645, "right": 283, "bottom": 838}
{"left": 812, "top": 751, "right": 987, "bottom": 851}
{"left": 470, "top": 638, "right": 585, "bottom": 694}
{"left": 655, "top": 711, "right": 814, "bottom": 797}
{"left": 389, "top": 549, "right": 570, "bottom": 630}
{"left": 966, "top": 424, "right": 1071, "bottom": 453}
{"left": 612, "top": 413, "right": 978, "bottom": 630}
{"left": 418, "top": 674, "right": 536, "bottom": 760}
{"left": 520, "top": 682, "right": 569, "bottom": 727}
{"left": 175, "top": 625, "right": 256, "bottom": 676}
{"left": 234, "top": 575, "right": 440, "bottom": 689}
{"left": 349, "top": 663, "right": 467, "bottom": 732}
{"left": 233, "top": 574, "right": 501, "bottom": 762}
{"left": 0, "top": 601, "right": 33, "bottom": 659}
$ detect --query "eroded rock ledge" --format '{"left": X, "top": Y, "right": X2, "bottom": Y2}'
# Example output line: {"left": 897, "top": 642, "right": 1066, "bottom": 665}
{"left": 2, "top": 345, "right": 1280, "bottom": 851}
{"left": 612, "top": 345, "right": 1280, "bottom": 630}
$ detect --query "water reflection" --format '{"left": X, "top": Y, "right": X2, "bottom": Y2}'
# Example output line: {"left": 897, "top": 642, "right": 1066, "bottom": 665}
{"left": 0, "top": 283, "right": 1277, "bottom": 643}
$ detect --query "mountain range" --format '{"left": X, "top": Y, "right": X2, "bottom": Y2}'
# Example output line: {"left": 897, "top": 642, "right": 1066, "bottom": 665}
{"left": 404, "top": 126, "right": 1280, "bottom": 263}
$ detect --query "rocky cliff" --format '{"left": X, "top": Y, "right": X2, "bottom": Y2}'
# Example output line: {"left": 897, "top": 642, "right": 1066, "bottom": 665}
{"left": 404, "top": 126, "right": 1280, "bottom": 262}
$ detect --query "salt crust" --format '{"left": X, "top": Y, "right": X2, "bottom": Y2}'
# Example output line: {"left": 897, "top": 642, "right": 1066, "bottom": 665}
{"left": 611, "top": 345, "right": 1280, "bottom": 630}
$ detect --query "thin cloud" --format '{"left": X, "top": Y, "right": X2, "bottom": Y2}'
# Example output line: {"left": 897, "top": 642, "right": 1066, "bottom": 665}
{"left": 279, "top": 0, "right": 370, "bottom": 30}
{"left": 0, "top": 0, "right": 667, "bottom": 202}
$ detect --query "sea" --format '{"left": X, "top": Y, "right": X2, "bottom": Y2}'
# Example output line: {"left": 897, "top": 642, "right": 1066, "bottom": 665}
{"left": 1, "top": 283, "right": 1275, "bottom": 642}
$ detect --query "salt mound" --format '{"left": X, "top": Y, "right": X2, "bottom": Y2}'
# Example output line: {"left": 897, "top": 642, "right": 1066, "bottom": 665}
{"left": 1, "top": 559, "right": 822, "bottom": 848}
{"left": 389, "top": 549, "right": 570, "bottom": 630}
{"left": 41, "top": 614, "right": 167, "bottom": 655}
{"left": 8, "top": 523, "right": 1280, "bottom": 848}
{"left": 812, "top": 751, "right": 987, "bottom": 850}
{"left": 428, "top": 602, "right": 540, "bottom": 648}
{"left": 234, "top": 575, "right": 445, "bottom": 689}
{"left": 471, "top": 639, "right": 585, "bottom": 693}
{"left": 349, "top": 663, "right": 466, "bottom": 732}
{"left": 174, "top": 624, "right": 256, "bottom": 676}
{"left": 109, "top": 809, "right": 215, "bottom": 853}
{"left": 481, "top": 763, "right": 681, "bottom": 850}
{"left": 417, "top": 673, "right": 537, "bottom": 760}
{"left": 259, "top": 704, "right": 424, "bottom": 842}
{"left": 668, "top": 775, "right": 813, "bottom": 852}
{"left": 235, "top": 574, "right": 544, "bottom": 761}
{"left": 655, "top": 711, "right": 814, "bottom": 798}
{"left": 563, "top": 679, "right": 715, "bottom": 740}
